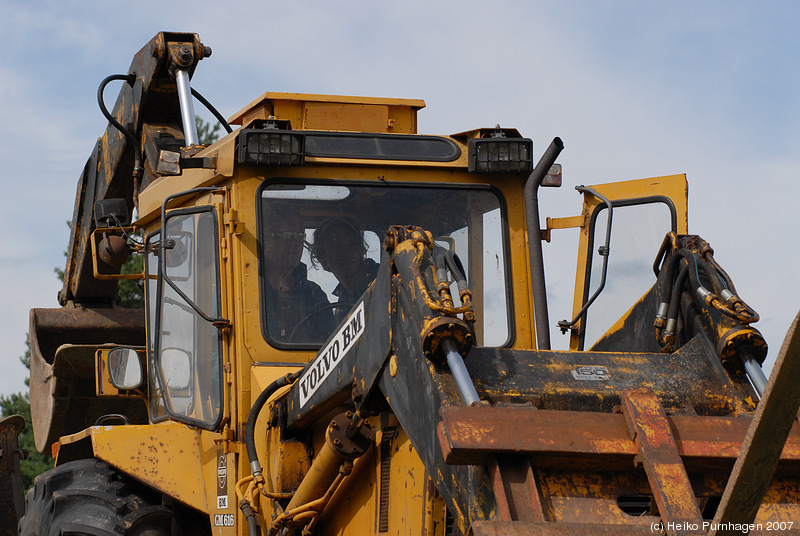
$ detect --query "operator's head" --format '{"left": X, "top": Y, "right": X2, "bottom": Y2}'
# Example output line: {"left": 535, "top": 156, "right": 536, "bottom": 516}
{"left": 263, "top": 202, "right": 306, "bottom": 276}
{"left": 312, "top": 217, "right": 367, "bottom": 277}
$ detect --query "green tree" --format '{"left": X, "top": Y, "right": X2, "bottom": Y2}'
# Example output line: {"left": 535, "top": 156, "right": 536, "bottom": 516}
{"left": 118, "top": 252, "right": 144, "bottom": 308}
{"left": 196, "top": 115, "right": 221, "bottom": 145}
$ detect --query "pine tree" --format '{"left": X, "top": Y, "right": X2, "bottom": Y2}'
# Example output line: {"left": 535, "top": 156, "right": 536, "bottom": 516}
{"left": 197, "top": 115, "right": 221, "bottom": 145}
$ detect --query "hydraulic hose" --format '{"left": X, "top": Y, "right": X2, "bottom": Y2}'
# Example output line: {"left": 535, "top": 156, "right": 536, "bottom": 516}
{"left": 240, "top": 501, "right": 259, "bottom": 536}
{"left": 672, "top": 249, "right": 758, "bottom": 324}
{"left": 191, "top": 87, "right": 233, "bottom": 134}
{"left": 667, "top": 265, "right": 690, "bottom": 324}
{"left": 245, "top": 371, "right": 301, "bottom": 478}
{"left": 97, "top": 74, "right": 143, "bottom": 180}
{"left": 698, "top": 258, "right": 726, "bottom": 292}
{"left": 662, "top": 264, "right": 690, "bottom": 347}
{"left": 655, "top": 244, "right": 684, "bottom": 321}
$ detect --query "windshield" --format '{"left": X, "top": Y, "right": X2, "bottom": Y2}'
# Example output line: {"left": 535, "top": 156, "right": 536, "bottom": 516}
{"left": 257, "top": 181, "right": 510, "bottom": 348}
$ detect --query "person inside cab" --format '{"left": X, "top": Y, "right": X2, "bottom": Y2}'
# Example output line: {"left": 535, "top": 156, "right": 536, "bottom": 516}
{"left": 262, "top": 203, "right": 333, "bottom": 343}
{"left": 311, "top": 217, "right": 379, "bottom": 320}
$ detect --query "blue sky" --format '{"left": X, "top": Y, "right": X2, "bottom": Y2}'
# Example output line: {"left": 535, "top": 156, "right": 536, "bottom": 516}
{"left": 1, "top": 1, "right": 798, "bottom": 396}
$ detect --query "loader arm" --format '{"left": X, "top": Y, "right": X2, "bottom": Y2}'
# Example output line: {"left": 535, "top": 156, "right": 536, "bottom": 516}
{"left": 278, "top": 222, "right": 785, "bottom": 535}
{"left": 59, "top": 31, "right": 208, "bottom": 306}
{"left": 284, "top": 226, "right": 496, "bottom": 531}
{"left": 29, "top": 32, "right": 211, "bottom": 453}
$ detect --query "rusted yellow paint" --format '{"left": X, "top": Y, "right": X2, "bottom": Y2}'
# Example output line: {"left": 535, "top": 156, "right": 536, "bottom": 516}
{"left": 89, "top": 423, "right": 212, "bottom": 512}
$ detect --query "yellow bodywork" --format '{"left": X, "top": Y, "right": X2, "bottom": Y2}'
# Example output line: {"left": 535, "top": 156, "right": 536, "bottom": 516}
{"left": 61, "top": 89, "right": 765, "bottom": 535}
{"left": 72, "top": 93, "right": 502, "bottom": 535}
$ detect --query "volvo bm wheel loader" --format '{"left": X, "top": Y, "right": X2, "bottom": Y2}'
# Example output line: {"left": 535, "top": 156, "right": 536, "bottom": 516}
{"left": 4, "top": 31, "right": 800, "bottom": 536}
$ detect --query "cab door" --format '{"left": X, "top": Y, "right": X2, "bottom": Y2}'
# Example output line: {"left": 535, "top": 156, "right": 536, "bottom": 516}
{"left": 145, "top": 202, "right": 228, "bottom": 430}
{"left": 548, "top": 174, "right": 688, "bottom": 351}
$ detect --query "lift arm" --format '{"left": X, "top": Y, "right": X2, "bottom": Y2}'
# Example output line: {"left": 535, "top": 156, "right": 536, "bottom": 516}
{"left": 59, "top": 31, "right": 209, "bottom": 306}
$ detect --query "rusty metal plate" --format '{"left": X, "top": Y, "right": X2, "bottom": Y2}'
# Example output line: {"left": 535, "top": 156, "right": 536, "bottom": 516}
{"left": 465, "top": 337, "right": 754, "bottom": 415}
{"left": 0, "top": 415, "right": 26, "bottom": 536}
{"left": 621, "top": 389, "right": 703, "bottom": 533}
{"left": 437, "top": 405, "right": 800, "bottom": 468}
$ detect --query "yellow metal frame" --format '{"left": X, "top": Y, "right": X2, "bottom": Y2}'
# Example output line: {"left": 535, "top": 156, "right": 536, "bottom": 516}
{"left": 89, "top": 226, "right": 143, "bottom": 280}
{"left": 72, "top": 86, "right": 702, "bottom": 535}
{"left": 94, "top": 347, "right": 147, "bottom": 398}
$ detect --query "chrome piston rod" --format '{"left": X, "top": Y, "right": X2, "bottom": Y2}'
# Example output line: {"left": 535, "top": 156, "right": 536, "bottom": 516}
{"left": 742, "top": 350, "right": 768, "bottom": 398}
{"left": 175, "top": 69, "right": 199, "bottom": 146}
{"left": 442, "top": 338, "right": 481, "bottom": 406}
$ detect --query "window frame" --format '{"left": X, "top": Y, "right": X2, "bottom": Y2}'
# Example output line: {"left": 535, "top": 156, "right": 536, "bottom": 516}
{"left": 577, "top": 195, "right": 678, "bottom": 351}
{"left": 144, "top": 205, "right": 225, "bottom": 430}
{"left": 256, "top": 178, "right": 515, "bottom": 351}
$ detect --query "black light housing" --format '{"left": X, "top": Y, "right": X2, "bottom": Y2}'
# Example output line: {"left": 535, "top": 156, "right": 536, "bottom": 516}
{"left": 94, "top": 198, "right": 129, "bottom": 227}
{"left": 238, "top": 129, "right": 305, "bottom": 166}
{"left": 468, "top": 137, "right": 533, "bottom": 173}
{"left": 304, "top": 132, "right": 460, "bottom": 161}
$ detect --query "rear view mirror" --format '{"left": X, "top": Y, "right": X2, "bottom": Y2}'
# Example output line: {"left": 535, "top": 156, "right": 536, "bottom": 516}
{"left": 108, "top": 347, "right": 144, "bottom": 389}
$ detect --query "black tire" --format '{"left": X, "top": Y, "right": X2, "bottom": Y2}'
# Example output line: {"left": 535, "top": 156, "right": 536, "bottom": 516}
{"left": 19, "top": 458, "right": 174, "bottom": 536}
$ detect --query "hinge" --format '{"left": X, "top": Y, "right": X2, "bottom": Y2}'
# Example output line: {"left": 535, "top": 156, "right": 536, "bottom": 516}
{"left": 214, "top": 428, "right": 241, "bottom": 455}
{"left": 224, "top": 209, "right": 241, "bottom": 235}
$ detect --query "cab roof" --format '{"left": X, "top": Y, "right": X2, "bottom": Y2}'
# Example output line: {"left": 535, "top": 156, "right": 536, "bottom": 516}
{"left": 228, "top": 92, "right": 426, "bottom": 134}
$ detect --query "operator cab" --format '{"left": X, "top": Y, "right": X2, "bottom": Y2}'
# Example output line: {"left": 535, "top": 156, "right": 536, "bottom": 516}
{"left": 258, "top": 181, "right": 510, "bottom": 348}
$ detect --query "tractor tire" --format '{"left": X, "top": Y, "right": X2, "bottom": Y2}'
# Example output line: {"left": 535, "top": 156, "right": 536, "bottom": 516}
{"left": 18, "top": 458, "right": 175, "bottom": 536}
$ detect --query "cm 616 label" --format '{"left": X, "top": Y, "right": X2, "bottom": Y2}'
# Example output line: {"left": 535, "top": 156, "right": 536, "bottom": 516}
{"left": 214, "top": 514, "right": 234, "bottom": 527}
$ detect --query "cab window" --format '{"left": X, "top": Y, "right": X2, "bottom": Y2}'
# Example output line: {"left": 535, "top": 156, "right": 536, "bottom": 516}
{"left": 257, "top": 181, "right": 511, "bottom": 348}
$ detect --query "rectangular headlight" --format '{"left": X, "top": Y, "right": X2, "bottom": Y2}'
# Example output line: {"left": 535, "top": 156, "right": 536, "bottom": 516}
{"left": 238, "top": 129, "right": 305, "bottom": 166}
{"left": 468, "top": 137, "right": 533, "bottom": 173}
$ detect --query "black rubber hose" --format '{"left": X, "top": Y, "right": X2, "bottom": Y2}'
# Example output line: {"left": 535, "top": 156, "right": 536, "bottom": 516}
{"left": 245, "top": 372, "right": 300, "bottom": 475}
{"left": 696, "top": 257, "right": 727, "bottom": 294}
{"left": 655, "top": 246, "right": 684, "bottom": 320}
{"left": 705, "top": 252, "right": 738, "bottom": 295}
{"left": 676, "top": 249, "right": 704, "bottom": 292}
{"left": 667, "top": 264, "right": 690, "bottom": 327}
{"left": 97, "top": 74, "right": 143, "bottom": 177}
{"left": 240, "top": 502, "right": 259, "bottom": 536}
{"left": 191, "top": 87, "right": 233, "bottom": 134}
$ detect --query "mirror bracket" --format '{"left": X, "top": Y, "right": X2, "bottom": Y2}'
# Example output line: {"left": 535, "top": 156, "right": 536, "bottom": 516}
{"left": 90, "top": 227, "right": 144, "bottom": 281}
{"left": 96, "top": 347, "right": 146, "bottom": 397}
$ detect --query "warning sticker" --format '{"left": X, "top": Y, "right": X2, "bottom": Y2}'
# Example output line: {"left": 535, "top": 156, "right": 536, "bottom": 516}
{"left": 299, "top": 301, "right": 365, "bottom": 407}
{"left": 216, "top": 453, "right": 228, "bottom": 510}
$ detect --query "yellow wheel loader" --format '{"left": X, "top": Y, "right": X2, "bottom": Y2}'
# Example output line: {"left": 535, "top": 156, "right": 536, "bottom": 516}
{"left": 5, "top": 32, "right": 800, "bottom": 536}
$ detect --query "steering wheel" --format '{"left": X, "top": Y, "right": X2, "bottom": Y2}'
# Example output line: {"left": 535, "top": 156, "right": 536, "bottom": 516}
{"left": 289, "top": 302, "right": 354, "bottom": 343}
